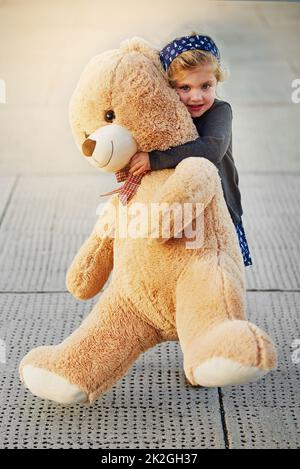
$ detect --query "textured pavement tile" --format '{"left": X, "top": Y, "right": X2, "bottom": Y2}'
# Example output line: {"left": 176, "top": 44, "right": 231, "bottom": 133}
{"left": 222, "top": 291, "right": 300, "bottom": 449}
{"left": 257, "top": 2, "right": 300, "bottom": 26}
{"left": 240, "top": 173, "right": 300, "bottom": 290}
{"left": 221, "top": 60, "right": 295, "bottom": 105}
{"left": 0, "top": 0, "right": 299, "bottom": 449}
{"left": 0, "top": 173, "right": 299, "bottom": 292}
{"left": 0, "top": 175, "right": 113, "bottom": 291}
{"left": 232, "top": 104, "right": 300, "bottom": 172}
{"left": 1, "top": 1, "right": 299, "bottom": 175}
{"left": 219, "top": 26, "right": 281, "bottom": 63}
{"left": 0, "top": 177, "right": 16, "bottom": 221}
{"left": 0, "top": 107, "right": 97, "bottom": 175}
{"left": 0, "top": 292, "right": 224, "bottom": 449}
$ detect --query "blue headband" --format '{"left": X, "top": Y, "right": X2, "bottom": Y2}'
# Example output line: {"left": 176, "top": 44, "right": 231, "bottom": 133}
{"left": 159, "top": 35, "right": 220, "bottom": 71}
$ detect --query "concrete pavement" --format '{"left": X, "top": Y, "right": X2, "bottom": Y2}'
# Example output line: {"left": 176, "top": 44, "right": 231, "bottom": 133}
{"left": 0, "top": 0, "right": 299, "bottom": 449}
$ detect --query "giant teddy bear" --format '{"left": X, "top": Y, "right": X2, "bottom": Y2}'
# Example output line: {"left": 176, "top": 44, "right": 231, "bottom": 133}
{"left": 19, "top": 37, "right": 276, "bottom": 404}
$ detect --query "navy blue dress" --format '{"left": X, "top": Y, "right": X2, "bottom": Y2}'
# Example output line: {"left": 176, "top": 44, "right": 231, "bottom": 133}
{"left": 234, "top": 222, "right": 253, "bottom": 267}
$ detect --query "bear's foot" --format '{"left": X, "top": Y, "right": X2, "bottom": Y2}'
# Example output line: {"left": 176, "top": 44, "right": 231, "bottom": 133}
{"left": 19, "top": 346, "right": 87, "bottom": 405}
{"left": 193, "top": 357, "right": 267, "bottom": 387}
{"left": 184, "top": 320, "right": 277, "bottom": 387}
{"left": 22, "top": 365, "right": 87, "bottom": 404}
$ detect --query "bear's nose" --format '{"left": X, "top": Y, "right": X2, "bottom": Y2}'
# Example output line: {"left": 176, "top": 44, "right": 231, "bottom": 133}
{"left": 82, "top": 138, "right": 96, "bottom": 157}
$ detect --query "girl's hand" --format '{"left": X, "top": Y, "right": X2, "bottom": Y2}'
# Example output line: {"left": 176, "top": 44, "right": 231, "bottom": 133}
{"left": 129, "top": 152, "right": 151, "bottom": 176}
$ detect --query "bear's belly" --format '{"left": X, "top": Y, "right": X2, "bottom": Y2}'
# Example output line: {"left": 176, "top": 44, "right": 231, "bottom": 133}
{"left": 111, "top": 237, "right": 199, "bottom": 335}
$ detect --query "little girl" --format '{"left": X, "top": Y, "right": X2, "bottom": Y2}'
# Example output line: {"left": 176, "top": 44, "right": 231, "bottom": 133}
{"left": 129, "top": 32, "right": 252, "bottom": 267}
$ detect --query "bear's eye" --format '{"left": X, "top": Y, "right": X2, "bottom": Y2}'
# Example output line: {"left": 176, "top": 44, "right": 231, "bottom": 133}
{"left": 104, "top": 110, "right": 115, "bottom": 122}
{"left": 84, "top": 131, "right": 90, "bottom": 139}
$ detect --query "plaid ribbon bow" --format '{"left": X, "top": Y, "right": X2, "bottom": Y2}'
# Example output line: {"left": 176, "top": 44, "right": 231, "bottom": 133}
{"left": 100, "top": 166, "right": 149, "bottom": 205}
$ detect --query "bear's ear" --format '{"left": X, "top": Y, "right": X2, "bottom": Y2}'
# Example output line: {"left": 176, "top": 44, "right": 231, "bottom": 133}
{"left": 120, "top": 36, "right": 163, "bottom": 74}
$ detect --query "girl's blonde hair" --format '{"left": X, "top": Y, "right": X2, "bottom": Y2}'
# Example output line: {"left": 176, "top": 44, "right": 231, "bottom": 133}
{"left": 165, "top": 31, "right": 229, "bottom": 88}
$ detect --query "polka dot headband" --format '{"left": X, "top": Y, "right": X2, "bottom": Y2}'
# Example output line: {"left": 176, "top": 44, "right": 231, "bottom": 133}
{"left": 159, "top": 34, "right": 220, "bottom": 71}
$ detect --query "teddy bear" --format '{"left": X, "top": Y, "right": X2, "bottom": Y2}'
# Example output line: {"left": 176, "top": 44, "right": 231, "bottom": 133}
{"left": 19, "top": 37, "right": 276, "bottom": 405}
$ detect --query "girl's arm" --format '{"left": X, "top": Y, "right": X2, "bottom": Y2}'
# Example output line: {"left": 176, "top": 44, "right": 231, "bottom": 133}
{"left": 149, "top": 101, "right": 232, "bottom": 170}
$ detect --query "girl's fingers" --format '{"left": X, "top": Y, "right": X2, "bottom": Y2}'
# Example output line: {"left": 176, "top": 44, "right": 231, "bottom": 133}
{"left": 129, "top": 154, "right": 141, "bottom": 166}
{"left": 129, "top": 157, "right": 137, "bottom": 167}
{"left": 129, "top": 162, "right": 143, "bottom": 173}
{"left": 133, "top": 170, "right": 143, "bottom": 176}
{"left": 133, "top": 166, "right": 146, "bottom": 176}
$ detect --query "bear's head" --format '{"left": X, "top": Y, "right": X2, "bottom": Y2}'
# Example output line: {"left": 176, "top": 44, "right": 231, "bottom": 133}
{"left": 69, "top": 37, "right": 198, "bottom": 172}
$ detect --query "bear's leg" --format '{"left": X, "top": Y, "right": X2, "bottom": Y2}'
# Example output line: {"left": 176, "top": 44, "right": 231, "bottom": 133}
{"left": 176, "top": 250, "right": 277, "bottom": 387}
{"left": 19, "top": 288, "right": 161, "bottom": 404}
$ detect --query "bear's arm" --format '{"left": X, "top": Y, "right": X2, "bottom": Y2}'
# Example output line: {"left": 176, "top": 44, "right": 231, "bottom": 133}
{"left": 66, "top": 198, "right": 115, "bottom": 300}
{"left": 151, "top": 157, "right": 219, "bottom": 241}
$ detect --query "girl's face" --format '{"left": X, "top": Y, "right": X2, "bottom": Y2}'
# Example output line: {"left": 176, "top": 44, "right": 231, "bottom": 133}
{"left": 174, "top": 64, "right": 217, "bottom": 118}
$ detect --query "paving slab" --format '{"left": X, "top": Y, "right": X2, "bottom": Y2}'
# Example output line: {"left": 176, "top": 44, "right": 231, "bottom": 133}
{"left": 0, "top": 107, "right": 96, "bottom": 175}
{"left": 0, "top": 173, "right": 299, "bottom": 292}
{"left": 221, "top": 60, "right": 296, "bottom": 105}
{"left": 257, "top": 2, "right": 300, "bottom": 26}
{"left": 0, "top": 292, "right": 224, "bottom": 449}
{"left": 222, "top": 291, "right": 300, "bottom": 449}
{"left": 0, "top": 177, "right": 16, "bottom": 222}
{"left": 232, "top": 104, "right": 300, "bottom": 172}
{"left": 240, "top": 173, "right": 300, "bottom": 290}
{"left": 1, "top": 0, "right": 299, "bottom": 174}
{"left": 0, "top": 175, "right": 113, "bottom": 292}
{"left": 0, "top": 0, "right": 299, "bottom": 450}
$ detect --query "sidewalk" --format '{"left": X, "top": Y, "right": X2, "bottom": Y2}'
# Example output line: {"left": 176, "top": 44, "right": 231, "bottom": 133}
{"left": 0, "top": 1, "right": 299, "bottom": 449}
